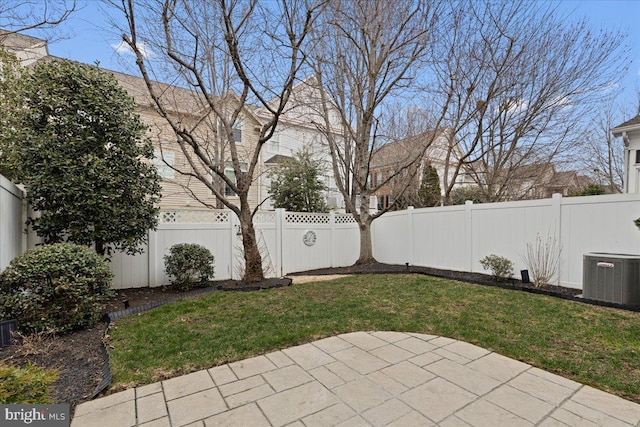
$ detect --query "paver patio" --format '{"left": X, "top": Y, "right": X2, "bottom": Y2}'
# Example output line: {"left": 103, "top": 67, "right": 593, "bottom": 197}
{"left": 71, "top": 332, "right": 640, "bottom": 427}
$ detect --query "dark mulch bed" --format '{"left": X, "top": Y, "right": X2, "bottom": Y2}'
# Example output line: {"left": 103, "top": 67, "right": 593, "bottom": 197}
{"left": 291, "top": 262, "right": 583, "bottom": 297}
{"left": 2, "top": 264, "right": 625, "bottom": 412}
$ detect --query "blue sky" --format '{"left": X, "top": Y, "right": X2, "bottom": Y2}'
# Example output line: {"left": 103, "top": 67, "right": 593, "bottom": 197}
{"left": 18, "top": 0, "right": 640, "bottom": 112}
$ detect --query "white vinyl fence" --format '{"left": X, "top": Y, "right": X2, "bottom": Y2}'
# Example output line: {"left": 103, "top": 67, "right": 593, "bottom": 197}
{"left": 372, "top": 193, "right": 640, "bottom": 289}
{"left": 0, "top": 175, "right": 25, "bottom": 270}
{"left": 109, "top": 209, "right": 360, "bottom": 289}
{"left": 3, "top": 168, "right": 640, "bottom": 292}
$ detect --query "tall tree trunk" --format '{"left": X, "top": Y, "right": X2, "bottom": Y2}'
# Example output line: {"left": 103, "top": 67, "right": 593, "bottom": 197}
{"left": 95, "top": 239, "right": 105, "bottom": 257}
{"left": 238, "top": 198, "right": 264, "bottom": 282}
{"left": 356, "top": 195, "right": 375, "bottom": 264}
{"left": 356, "top": 219, "right": 375, "bottom": 264}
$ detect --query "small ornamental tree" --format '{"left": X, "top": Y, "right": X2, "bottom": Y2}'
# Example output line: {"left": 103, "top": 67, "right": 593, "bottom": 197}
{"left": 268, "top": 149, "right": 329, "bottom": 213}
{"left": 6, "top": 59, "right": 161, "bottom": 256}
{"left": 417, "top": 162, "right": 441, "bottom": 208}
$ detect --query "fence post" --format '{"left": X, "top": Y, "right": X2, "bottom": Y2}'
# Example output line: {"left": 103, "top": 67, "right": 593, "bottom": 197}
{"left": 552, "top": 193, "right": 562, "bottom": 236}
{"left": 551, "top": 193, "right": 563, "bottom": 286}
{"left": 330, "top": 210, "right": 336, "bottom": 268}
{"left": 407, "top": 206, "right": 415, "bottom": 266}
{"left": 465, "top": 200, "right": 474, "bottom": 272}
{"left": 229, "top": 211, "right": 238, "bottom": 280}
{"left": 275, "top": 208, "right": 285, "bottom": 276}
{"left": 148, "top": 229, "right": 157, "bottom": 287}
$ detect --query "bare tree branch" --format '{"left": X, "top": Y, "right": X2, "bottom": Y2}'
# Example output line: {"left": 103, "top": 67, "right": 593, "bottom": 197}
{"left": 115, "top": 0, "right": 325, "bottom": 281}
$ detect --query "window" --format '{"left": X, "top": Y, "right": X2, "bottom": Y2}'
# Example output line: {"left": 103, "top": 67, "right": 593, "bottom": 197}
{"left": 271, "top": 130, "right": 280, "bottom": 149}
{"left": 232, "top": 119, "right": 242, "bottom": 143}
{"left": 224, "top": 168, "right": 237, "bottom": 196}
{"left": 153, "top": 150, "right": 174, "bottom": 179}
{"left": 635, "top": 150, "right": 640, "bottom": 164}
{"left": 377, "top": 195, "right": 389, "bottom": 210}
{"left": 223, "top": 162, "right": 248, "bottom": 197}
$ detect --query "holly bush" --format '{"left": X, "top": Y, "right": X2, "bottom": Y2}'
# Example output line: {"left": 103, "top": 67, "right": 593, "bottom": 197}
{"left": 164, "top": 244, "right": 215, "bottom": 290}
{"left": 0, "top": 244, "right": 114, "bottom": 333}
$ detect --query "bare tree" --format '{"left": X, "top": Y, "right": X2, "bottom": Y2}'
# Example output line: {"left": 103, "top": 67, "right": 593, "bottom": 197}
{"left": 311, "top": 0, "right": 446, "bottom": 264}
{"left": 0, "top": 1, "right": 75, "bottom": 34}
{"left": 582, "top": 102, "right": 626, "bottom": 193}
{"left": 431, "top": 0, "right": 628, "bottom": 203}
{"left": 116, "top": 0, "right": 324, "bottom": 281}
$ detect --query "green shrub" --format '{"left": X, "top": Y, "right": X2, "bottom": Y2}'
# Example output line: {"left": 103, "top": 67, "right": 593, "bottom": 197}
{"left": 0, "top": 363, "right": 58, "bottom": 404}
{"left": 479, "top": 254, "right": 514, "bottom": 281}
{"left": 164, "top": 243, "right": 215, "bottom": 290}
{"left": 0, "top": 243, "right": 114, "bottom": 333}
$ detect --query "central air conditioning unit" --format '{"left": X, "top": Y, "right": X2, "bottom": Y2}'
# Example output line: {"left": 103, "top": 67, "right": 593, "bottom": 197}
{"left": 583, "top": 253, "right": 640, "bottom": 305}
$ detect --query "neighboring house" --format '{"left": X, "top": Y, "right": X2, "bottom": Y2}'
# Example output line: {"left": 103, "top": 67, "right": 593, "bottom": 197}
{"left": 109, "top": 70, "right": 266, "bottom": 211}
{"left": 256, "top": 77, "right": 345, "bottom": 211}
{"left": 0, "top": 30, "right": 48, "bottom": 65}
{"left": 369, "top": 129, "right": 469, "bottom": 210}
{"left": 1, "top": 32, "right": 343, "bottom": 212}
{"left": 612, "top": 115, "right": 640, "bottom": 193}
{"left": 499, "top": 163, "right": 590, "bottom": 200}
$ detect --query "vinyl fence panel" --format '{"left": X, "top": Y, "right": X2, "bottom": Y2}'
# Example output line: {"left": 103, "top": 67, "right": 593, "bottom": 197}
{"left": 0, "top": 175, "right": 24, "bottom": 271}
{"left": 372, "top": 193, "right": 640, "bottom": 289}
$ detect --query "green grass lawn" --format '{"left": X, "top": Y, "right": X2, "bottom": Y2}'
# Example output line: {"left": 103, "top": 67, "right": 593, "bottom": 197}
{"left": 108, "top": 274, "right": 640, "bottom": 403}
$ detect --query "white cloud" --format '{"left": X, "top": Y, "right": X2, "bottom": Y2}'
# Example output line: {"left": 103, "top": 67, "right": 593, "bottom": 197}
{"left": 112, "top": 40, "right": 155, "bottom": 59}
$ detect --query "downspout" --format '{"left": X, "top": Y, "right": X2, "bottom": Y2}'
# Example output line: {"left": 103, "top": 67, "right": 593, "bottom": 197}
{"left": 622, "top": 131, "right": 630, "bottom": 193}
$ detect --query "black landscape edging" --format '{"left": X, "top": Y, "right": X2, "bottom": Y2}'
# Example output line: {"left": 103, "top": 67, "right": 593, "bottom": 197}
{"left": 89, "top": 278, "right": 293, "bottom": 399}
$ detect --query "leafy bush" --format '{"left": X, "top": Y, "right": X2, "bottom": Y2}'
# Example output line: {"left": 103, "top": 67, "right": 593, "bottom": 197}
{"left": 164, "top": 244, "right": 215, "bottom": 290}
{"left": 569, "top": 183, "right": 606, "bottom": 197}
{"left": 479, "top": 254, "right": 514, "bottom": 281}
{"left": 0, "top": 363, "right": 58, "bottom": 404}
{"left": 0, "top": 243, "right": 114, "bottom": 333}
{"left": 450, "top": 185, "right": 487, "bottom": 205}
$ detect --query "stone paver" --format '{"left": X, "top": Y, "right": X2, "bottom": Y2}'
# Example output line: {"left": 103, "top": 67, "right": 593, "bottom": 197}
{"left": 465, "top": 352, "right": 530, "bottom": 382}
{"left": 484, "top": 385, "right": 554, "bottom": 423}
{"left": 455, "top": 399, "right": 533, "bottom": 427}
{"left": 369, "top": 343, "right": 415, "bottom": 364}
{"left": 340, "top": 331, "right": 388, "bottom": 350}
{"left": 262, "top": 364, "right": 313, "bottom": 392}
{"left": 162, "top": 371, "right": 214, "bottom": 401}
{"left": 399, "top": 377, "right": 476, "bottom": 423}
{"left": 71, "top": 400, "right": 135, "bottom": 427}
{"left": 203, "top": 403, "right": 270, "bottom": 427}
{"left": 332, "top": 346, "right": 389, "bottom": 374}
{"left": 72, "top": 332, "right": 640, "bottom": 427}
{"left": 507, "top": 370, "right": 575, "bottom": 405}
{"left": 228, "top": 355, "right": 277, "bottom": 379}
{"left": 301, "top": 402, "right": 356, "bottom": 427}
{"left": 257, "top": 381, "right": 338, "bottom": 427}
{"left": 283, "top": 343, "right": 336, "bottom": 369}
{"left": 136, "top": 392, "right": 168, "bottom": 424}
{"left": 333, "top": 377, "right": 392, "bottom": 412}
{"left": 424, "top": 358, "right": 502, "bottom": 395}
{"left": 207, "top": 364, "right": 237, "bottom": 386}
{"left": 166, "top": 388, "right": 226, "bottom": 426}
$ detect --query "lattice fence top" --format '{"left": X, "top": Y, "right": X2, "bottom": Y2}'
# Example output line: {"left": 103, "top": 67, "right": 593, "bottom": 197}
{"left": 254, "top": 211, "right": 276, "bottom": 224}
{"left": 285, "top": 212, "right": 331, "bottom": 224}
{"left": 160, "top": 210, "right": 230, "bottom": 224}
{"left": 335, "top": 214, "right": 356, "bottom": 224}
